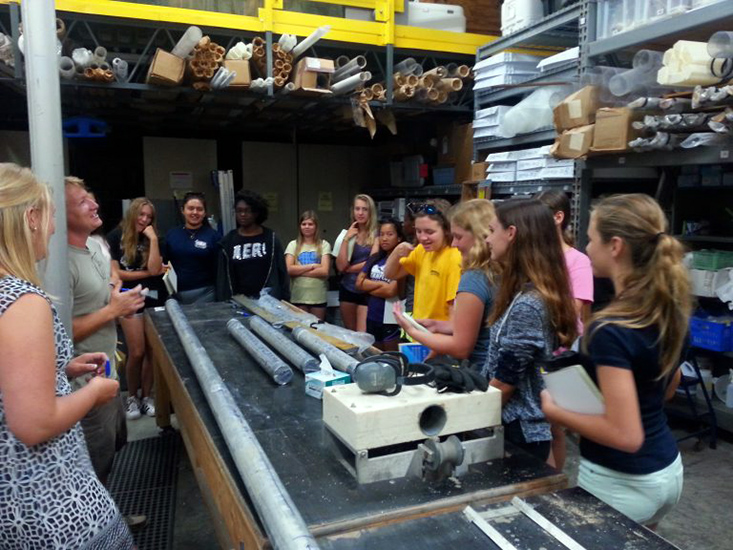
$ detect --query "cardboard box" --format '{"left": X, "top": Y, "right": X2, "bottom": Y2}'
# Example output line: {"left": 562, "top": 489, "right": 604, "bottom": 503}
{"left": 223, "top": 59, "right": 251, "bottom": 89}
{"left": 551, "top": 124, "right": 595, "bottom": 159}
{"left": 554, "top": 86, "right": 600, "bottom": 132}
{"left": 292, "top": 57, "right": 335, "bottom": 97}
{"left": 146, "top": 48, "right": 185, "bottom": 87}
{"left": 437, "top": 122, "right": 473, "bottom": 183}
{"left": 591, "top": 108, "right": 642, "bottom": 153}
{"left": 461, "top": 181, "right": 479, "bottom": 201}
{"left": 305, "top": 369, "right": 350, "bottom": 399}
{"left": 471, "top": 161, "right": 489, "bottom": 181}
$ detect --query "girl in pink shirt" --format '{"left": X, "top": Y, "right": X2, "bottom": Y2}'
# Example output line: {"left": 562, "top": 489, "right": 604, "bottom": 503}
{"left": 536, "top": 190, "right": 594, "bottom": 471}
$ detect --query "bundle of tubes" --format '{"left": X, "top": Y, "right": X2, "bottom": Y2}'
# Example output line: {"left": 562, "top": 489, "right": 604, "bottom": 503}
{"left": 388, "top": 59, "right": 471, "bottom": 105}
{"left": 657, "top": 40, "right": 730, "bottom": 88}
{"left": 61, "top": 46, "right": 116, "bottom": 83}
{"left": 692, "top": 84, "right": 733, "bottom": 109}
{"left": 249, "top": 36, "right": 294, "bottom": 90}
{"left": 188, "top": 36, "right": 225, "bottom": 89}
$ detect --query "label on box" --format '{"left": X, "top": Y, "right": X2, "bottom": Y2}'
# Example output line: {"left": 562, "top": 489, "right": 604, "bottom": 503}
{"left": 306, "top": 58, "right": 322, "bottom": 70}
{"left": 568, "top": 99, "right": 583, "bottom": 120}
{"left": 569, "top": 132, "right": 585, "bottom": 151}
{"left": 305, "top": 370, "right": 350, "bottom": 399}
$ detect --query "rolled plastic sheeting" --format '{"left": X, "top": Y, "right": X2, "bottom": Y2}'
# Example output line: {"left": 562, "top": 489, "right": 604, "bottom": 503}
{"left": 292, "top": 327, "right": 359, "bottom": 375}
{"left": 112, "top": 58, "right": 128, "bottom": 81}
{"left": 59, "top": 56, "right": 75, "bottom": 79}
{"left": 313, "top": 323, "right": 375, "bottom": 354}
{"left": 247, "top": 316, "right": 320, "bottom": 374}
{"left": 172, "top": 26, "right": 203, "bottom": 58}
{"left": 72, "top": 48, "right": 92, "bottom": 68}
{"left": 164, "top": 301, "right": 318, "bottom": 550}
{"left": 291, "top": 25, "right": 331, "bottom": 59}
{"left": 498, "top": 85, "right": 572, "bottom": 138}
{"left": 330, "top": 71, "right": 371, "bottom": 95}
{"left": 227, "top": 319, "right": 293, "bottom": 385}
{"left": 708, "top": 31, "right": 733, "bottom": 59}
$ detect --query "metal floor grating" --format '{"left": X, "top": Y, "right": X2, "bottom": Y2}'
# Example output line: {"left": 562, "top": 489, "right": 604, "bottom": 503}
{"left": 108, "top": 431, "right": 182, "bottom": 550}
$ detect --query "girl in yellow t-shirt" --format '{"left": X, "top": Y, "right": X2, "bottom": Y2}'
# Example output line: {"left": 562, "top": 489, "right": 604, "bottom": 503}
{"left": 384, "top": 200, "right": 461, "bottom": 322}
{"left": 285, "top": 211, "right": 332, "bottom": 321}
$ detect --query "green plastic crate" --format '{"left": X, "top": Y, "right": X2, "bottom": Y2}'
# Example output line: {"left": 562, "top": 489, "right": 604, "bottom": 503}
{"left": 691, "top": 249, "right": 733, "bottom": 271}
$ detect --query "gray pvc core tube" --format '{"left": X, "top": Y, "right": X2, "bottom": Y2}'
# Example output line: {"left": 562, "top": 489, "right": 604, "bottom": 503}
{"left": 246, "top": 316, "right": 320, "bottom": 374}
{"left": 292, "top": 327, "right": 359, "bottom": 375}
{"left": 227, "top": 318, "right": 293, "bottom": 385}
{"left": 164, "top": 300, "right": 319, "bottom": 550}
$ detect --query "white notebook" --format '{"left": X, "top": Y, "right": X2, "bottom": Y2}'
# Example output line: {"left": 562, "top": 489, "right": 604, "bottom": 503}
{"left": 163, "top": 263, "right": 178, "bottom": 295}
{"left": 543, "top": 364, "right": 605, "bottom": 415}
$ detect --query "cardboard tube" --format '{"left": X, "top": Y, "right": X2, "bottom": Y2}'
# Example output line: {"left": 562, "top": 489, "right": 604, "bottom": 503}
{"left": 427, "top": 88, "right": 439, "bottom": 101}
{"left": 456, "top": 65, "right": 471, "bottom": 78}
{"left": 84, "top": 67, "right": 95, "bottom": 79}
{"left": 424, "top": 66, "right": 447, "bottom": 78}
{"left": 198, "top": 36, "right": 211, "bottom": 48}
{"left": 361, "top": 88, "right": 374, "bottom": 101}
{"left": 282, "top": 63, "right": 292, "bottom": 73}
{"left": 419, "top": 74, "right": 439, "bottom": 88}
{"left": 439, "top": 78, "right": 463, "bottom": 91}
{"left": 371, "top": 83, "right": 384, "bottom": 94}
{"left": 56, "top": 18, "right": 66, "bottom": 39}
{"left": 103, "top": 70, "right": 114, "bottom": 83}
{"left": 272, "top": 42, "right": 281, "bottom": 53}
{"left": 252, "top": 36, "right": 265, "bottom": 47}
{"left": 436, "top": 90, "right": 448, "bottom": 104}
{"left": 275, "top": 59, "right": 284, "bottom": 70}
{"left": 204, "top": 68, "right": 215, "bottom": 79}
{"left": 446, "top": 62, "right": 458, "bottom": 76}
{"left": 405, "top": 74, "right": 419, "bottom": 87}
{"left": 192, "top": 81, "right": 211, "bottom": 91}
{"left": 416, "top": 88, "right": 429, "bottom": 101}
{"left": 377, "top": 90, "right": 386, "bottom": 101}
{"left": 393, "top": 73, "right": 405, "bottom": 87}
{"left": 93, "top": 68, "right": 105, "bottom": 80}
{"left": 273, "top": 76, "right": 285, "bottom": 88}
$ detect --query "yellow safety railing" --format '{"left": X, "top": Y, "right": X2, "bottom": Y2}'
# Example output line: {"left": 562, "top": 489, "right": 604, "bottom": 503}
{"left": 2, "top": 0, "right": 495, "bottom": 55}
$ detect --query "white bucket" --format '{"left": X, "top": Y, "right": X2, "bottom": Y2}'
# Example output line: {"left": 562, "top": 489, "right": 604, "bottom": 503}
{"left": 501, "top": 0, "right": 544, "bottom": 36}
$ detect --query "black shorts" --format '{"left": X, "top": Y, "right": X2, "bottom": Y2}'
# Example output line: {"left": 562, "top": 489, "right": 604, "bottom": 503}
{"left": 366, "top": 320, "right": 401, "bottom": 343}
{"left": 339, "top": 286, "right": 368, "bottom": 306}
{"left": 292, "top": 302, "right": 327, "bottom": 309}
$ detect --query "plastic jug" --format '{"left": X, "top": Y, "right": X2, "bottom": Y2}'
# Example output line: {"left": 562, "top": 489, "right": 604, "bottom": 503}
{"left": 501, "top": 0, "right": 544, "bottom": 36}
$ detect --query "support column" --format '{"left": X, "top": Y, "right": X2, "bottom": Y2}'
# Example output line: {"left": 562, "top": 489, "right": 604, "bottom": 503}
{"left": 21, "top": 0, "right": 70, "bottom": 331}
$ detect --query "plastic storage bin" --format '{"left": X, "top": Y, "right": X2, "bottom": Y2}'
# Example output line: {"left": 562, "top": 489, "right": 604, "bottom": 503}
{"left": 690, "top": 316, "right": 733, "bottom": 352}
{"left": 433, "top": 166, "right": 455, "bottom": 186}
{"left": 691, "top": 250, "right": 733, "bottom": 271}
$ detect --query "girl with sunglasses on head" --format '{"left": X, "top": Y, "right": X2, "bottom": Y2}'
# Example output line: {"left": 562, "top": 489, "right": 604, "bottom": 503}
{"left": 335, "top": 194, "right": 379, "bottom": 332}
{"left": 356, "top": 218, "right": 405, "bottom": 351}
{"left": 107, "top": 197, "right": 165, "bottom": 421}
{"left": 384, "top": 199, "right": 462, "bottom": 323}
{"left": 484, "top": 199, "right": 578, "bottom": 461}
{"left": 163, "top": 192, "right": 219, "bottom": 305}
{"left": 285, "top": 211, "right": 332, "bottom": 321}
{"left": 542, "top": 194, "right": 690, "bottom": 529}
{"left": 394, "top": 199, "right": 496, "bottom": 369}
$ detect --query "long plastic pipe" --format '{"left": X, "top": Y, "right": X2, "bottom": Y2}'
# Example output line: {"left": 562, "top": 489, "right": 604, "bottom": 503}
{"left": 708, "top": 31, "right": 733, "bottom": 58}
{"left": 227, "top": 319, "right": 293, "bottom": 385}
{"left": 394, "top": 57, "right": 417, "bottom": 74}
{"left": 333, "top": 55, "right": 367, "bottom": 81}
{"left": 172, "top": 25, "right": 203, "bottom": 58}
{"left": 291, "top": 327, "right": 359, "bottom": 375}
{"left": 112, "top": 58, "right": 128, "bottom": 81}
{"left": 332, "top": 62, "right": 364, "bottom": 83}
{"left": 59, "top": 56, "right": 75, "bottom": 79}
{"left": 164, "top": 301, "right": 319, "bottom": 550}
{"left": 291, "top": 25, "right": 331, "bottom": 59}
{"left": 330, "top": 71, "right": 371, "bottom": 95}
{"left": 247, "top": 316, "right": 320, "bottom": 373}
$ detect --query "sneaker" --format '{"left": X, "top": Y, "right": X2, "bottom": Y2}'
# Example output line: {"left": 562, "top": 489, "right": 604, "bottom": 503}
{"left": 125, "top": 396, "right": 141, "bottom": 420}
{"left": 141, "top": 396, "right": 156, "bottom": 417}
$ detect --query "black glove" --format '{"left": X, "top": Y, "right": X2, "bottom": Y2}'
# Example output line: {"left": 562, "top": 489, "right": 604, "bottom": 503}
{"left": 431, "top": 363, "right": 489, "bottom": 393}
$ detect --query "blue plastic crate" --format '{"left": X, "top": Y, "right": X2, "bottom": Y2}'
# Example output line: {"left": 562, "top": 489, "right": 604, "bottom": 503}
{"left": 690, "top": 316, "right": 733, "bottom": 352}
{"left": 399, "top": 343, "right": 431, "bottom": 363}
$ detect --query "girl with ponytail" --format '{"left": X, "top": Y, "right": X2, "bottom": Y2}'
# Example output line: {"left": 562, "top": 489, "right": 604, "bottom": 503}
{"left": 542, "top": 194, "right": 691, "bottom": 528}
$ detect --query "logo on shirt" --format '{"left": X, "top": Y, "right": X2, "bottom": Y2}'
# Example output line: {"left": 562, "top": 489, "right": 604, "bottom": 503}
{"left": 298, "top": 251, "right": 318, "bottom": 265}
{"left": 232, "top": 242, "right": 267, "bottom": 260}
{"left": 194, "top": 240, "right": 208, "bottom": 250}
{"left": 370, "top": 263, "right": 391, "bottom": 283}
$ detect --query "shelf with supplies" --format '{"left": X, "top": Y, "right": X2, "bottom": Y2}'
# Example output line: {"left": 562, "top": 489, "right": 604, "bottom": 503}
{"left": 474, "top": 62, "right": 580, "bottom": 108}
{"left": 473, "top": 128, "right": 557, "bottom": 154}
{"left": 368, "top": 185, "right": 463, "bottom": 199}
{"left": 587, "top": 0, "right": 733, "bottom": 59}
{"left": 584, "top": 145, "right": 733, "bottom": 169}
{"left": 476, "top": 4, "right": 583, "bottom": 60}
{"left": 482, "top": 179, "right": 574, "bottom": 197}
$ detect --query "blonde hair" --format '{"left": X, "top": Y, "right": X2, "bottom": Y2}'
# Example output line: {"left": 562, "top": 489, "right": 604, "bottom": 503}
{"left": 586, "top": 194, "right": 692, "bottom": 378}
{"left": 119, "top": 197, "right": 157, "bottom": 267}
{"left": 294, "top": 210, "right": 323, "bottom": 262}
{"left": 64, "top": 175, "right": 86, "bottom": 190}
{"left": 352, "top": 194, "right": 378, "bottom": 246}
{"left": 0, "top": 163, "right": 53, "bottom": 288}
{"left": 449, "top": 199, "right": 495, "bottom": 279}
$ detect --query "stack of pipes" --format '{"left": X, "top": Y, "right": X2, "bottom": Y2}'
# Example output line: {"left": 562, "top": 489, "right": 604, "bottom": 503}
{"left": 250, "top": 36, "right": 294, "bottom": 90}
{"left": 387, "top": 58, "right": 472, "bottom": 105}
{"left": 330, "top": 55, "right": 371, "bottom": 96}
{"left": 64, "top": 46, "right": 115, "bottom": 83}
{"left": 188, "top": 36, "right": 225, "bottom": 91}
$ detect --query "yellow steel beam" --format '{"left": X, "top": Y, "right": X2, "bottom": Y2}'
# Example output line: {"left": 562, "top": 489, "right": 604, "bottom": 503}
{"left": 1, "top": 0, "right": 493, "bottom": 55}
{"left": 303, "top": 0, "right": 404, "bottom": 14}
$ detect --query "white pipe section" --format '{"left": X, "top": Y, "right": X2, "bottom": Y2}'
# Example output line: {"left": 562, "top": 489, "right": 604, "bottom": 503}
{"left": 211, "top": 67, "right": 229, "bottom": 89}
{"left": 394, "top": 57, "right": 417, "bottom": 74}
{"left": 247, "top": 316, "right": 320, "bottom": 374}
{"left": 59, "top": 56, "right": 75, "bottom": 79}
{"left": 227, "top": 319, "right": 293, "bottom": 385}
{"left": 278, "top": 34, "right": 297, "bottom": 53}
{"left": 172, "top": 25, "right": 203, "bottom": 58}
{"left": 22, "top": 0, "right": 71, "bottom": 331}
{"left": 330, "top": 71, "right": 371, "bottom": 95}
{"left": 333, "top": 55, "right": 367, "bottom": 80}
{"left": 165, "top": 301, "right": 320, "bottom": 550}
{"left": 92, "top": 45, "right": 107, "bottom": 64}
{"left": 291, "top": 25, "right": 331, "bottom": 59}
{"left": 291, "top": 327, "right": 359, "bottom": 374}
{"left": 331, "top": 63, "right": 362, "bottom": 84}
{"left": 72, "top": 47, "right": 93, "bottom": 68}
{"left": 112, "top": 58, "right": 128, "bottom": 81}
{"left": 280, "top": 82, "right": 296, "bottom": 95}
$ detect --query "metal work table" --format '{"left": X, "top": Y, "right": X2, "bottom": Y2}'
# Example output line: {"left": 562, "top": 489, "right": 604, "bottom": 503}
{"left": 146, "top": 302, "right": 567, "bottom": 548}
{"left": 146, "top": 302, "right": 680, "bottom": 550}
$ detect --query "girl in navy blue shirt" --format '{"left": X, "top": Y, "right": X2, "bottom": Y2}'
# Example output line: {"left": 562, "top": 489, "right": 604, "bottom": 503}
{"left": 542, "top": 194, "right": 691, "bottom": 528}
{"left": 164, "top": 192, "right": 219, "bottom": 304}
{"left": 356, "top": 219, "right": 404, "bottom": 351}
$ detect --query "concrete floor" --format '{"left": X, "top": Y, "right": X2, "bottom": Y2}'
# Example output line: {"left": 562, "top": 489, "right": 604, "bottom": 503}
{"left": 126, "top": 413, "right": 732, "bottom": 550}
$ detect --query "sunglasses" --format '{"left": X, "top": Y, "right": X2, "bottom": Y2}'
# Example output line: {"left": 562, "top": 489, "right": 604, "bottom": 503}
{"left": 408, "top": 203, "right": 442, "bottom": 217}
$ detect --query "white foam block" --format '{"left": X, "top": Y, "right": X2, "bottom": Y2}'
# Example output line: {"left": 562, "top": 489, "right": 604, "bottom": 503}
{"left": 323, "top": 383, "right": 502, "bottom": 451}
